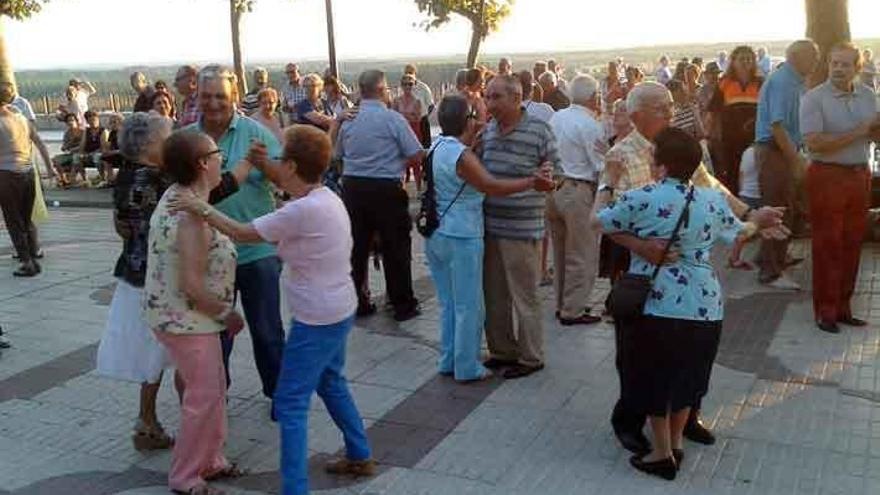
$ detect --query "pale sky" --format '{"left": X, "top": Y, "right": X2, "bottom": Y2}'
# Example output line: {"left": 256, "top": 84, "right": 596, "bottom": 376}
{"left": 6, "top": 0, "right": 880, "bottom": 70}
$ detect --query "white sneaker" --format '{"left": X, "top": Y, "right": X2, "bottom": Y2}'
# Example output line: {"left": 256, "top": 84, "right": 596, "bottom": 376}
{"left": 765, "top": 274, "right": 801, "bottom": 291}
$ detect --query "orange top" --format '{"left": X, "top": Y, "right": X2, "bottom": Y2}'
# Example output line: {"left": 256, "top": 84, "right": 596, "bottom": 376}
{"left": 717, "top": 77, "right": 761, "bottom": 106}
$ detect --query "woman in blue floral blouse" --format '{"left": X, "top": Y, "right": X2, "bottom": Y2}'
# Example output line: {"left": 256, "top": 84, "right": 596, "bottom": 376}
{"left": 594, "top": 127, "right": 751, "bottom": 481}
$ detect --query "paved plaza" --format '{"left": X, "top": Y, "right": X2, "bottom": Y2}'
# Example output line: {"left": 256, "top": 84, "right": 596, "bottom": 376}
{"left": 1, "top": 207, "right": 880, "bottom": 495}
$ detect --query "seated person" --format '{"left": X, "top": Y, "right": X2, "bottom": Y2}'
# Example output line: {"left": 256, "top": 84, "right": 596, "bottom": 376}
{"left": 100, "top": 113, "right": 124, "bottom": 185}
{"left": 77, "top": 110, "right": 110, "bottom": 186}
{"left": 52, "top": 112, "right": 84, "bottom": 187}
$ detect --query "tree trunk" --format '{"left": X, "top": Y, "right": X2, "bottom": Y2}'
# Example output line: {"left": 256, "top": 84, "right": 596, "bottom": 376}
{"left": 325, "top": 0, "right": 338, "bottom": 78}
{"left": 230, "top": 0, "right": 248, "bottom": 96}
{"left": 805, "top": 0, "right": 850, "bottom": 86}
{"left": 0, "top": 16, "right": 15, "bottom": 88}
{"left": 466, "top": 23, "right": 482, "bottom": 69}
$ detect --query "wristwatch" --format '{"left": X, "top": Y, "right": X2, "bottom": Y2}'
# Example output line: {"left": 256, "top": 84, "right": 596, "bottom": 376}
{"left": 198, "top": 204, "right": 212, "bottom": 219}
{"left": 598, "top": 184, "right": 615, "bottom": 194}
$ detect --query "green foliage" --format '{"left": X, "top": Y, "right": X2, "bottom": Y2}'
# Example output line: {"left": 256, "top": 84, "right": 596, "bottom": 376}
{"left": 0, "top": 0, "right": 49, "bottom": 20}
{"left": 232, "top": 0, "right": 256, "bottom": 13}
{"left": 414, "top": 0, "right": 513, "bottom": 40}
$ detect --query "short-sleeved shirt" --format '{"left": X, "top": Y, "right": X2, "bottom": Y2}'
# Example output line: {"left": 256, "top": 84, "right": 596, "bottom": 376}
{"left": 189, "top": 112, "right": 282, "bottom": 265}
{"left": 709, "top": 77, "right": 762, "bottom": 145}
{"left": 281, "top": 82, "right": 307, "bottom": 115}
{"left": 523, "top": 100, "right": 555, "bottom": 123}
{"left": 11, "top": 96, "right": 36, "bottom": 121}
{"left": 598, "top": 179, "right": 745, "bottom": 321}
{"left": 800, "top": 81, "right": 878, "bottom": 165}
{"left": 336, "top": 99, "right": 423, "bottom": 180}
{"left": 295, "top": 98, "right": 333, "bottom": 127}
{"left": 430, "top": 136, "right": 485, "bottom": 239}
{"left": 253, "top": 187, "right": 357, "bottom": 325}
{"left": 755, "top": 62, "right": 806, "bottom": 146}
{"left": 413, "top": 80, "right": 434, "bottom": 118}
{"left": 479, "top": 110, "right": 559, "bottom": 240}
{"left": 0, "top": 109, "right": 32, "bottom": 172}
{"left": 240, "top": 88, "right": 265, "bottom": 116}
{"left": 549, "top": 104, "right": 605, "bottom": 181}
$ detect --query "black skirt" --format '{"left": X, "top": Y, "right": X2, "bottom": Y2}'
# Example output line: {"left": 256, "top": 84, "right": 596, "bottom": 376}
{"left": 620, "top": 315, "right": 722, "bottom": 417}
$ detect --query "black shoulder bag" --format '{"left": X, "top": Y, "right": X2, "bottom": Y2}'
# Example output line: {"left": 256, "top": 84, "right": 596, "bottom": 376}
{"left": 415, "top": 142, "right": 466, "bottom": 238}
{"left": 607, "top": 186, "right": 694, "bottom": 321}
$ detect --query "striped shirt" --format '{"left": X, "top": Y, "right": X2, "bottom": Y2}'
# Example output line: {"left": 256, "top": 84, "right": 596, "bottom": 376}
{"left": 479, "top": 110, "right": 559, "bottom": 240}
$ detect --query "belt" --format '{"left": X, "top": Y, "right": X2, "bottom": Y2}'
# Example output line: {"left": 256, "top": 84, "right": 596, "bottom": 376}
{"left": 556, "top": 176, "right": 597, "bottom": 190}
{"left": 812, "top": 160, "right": 868, "bottom": 170}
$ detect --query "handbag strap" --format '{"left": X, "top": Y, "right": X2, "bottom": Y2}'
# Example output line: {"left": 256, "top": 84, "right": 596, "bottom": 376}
{"left": 427, "top": 139, "right": 467, "bottom": 220}
{"left": 650, "top": 184, "right": 694, "bottom": 281}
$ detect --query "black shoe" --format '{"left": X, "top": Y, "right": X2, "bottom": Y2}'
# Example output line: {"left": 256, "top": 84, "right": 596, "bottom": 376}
{"left": 683, "top": 416, "right": 716, "bottom": 445}
{"left": 393, "top": 305, "right": 421, "bottom": 322}
{"left": 629, "top": 455, "right": 677, "bottom": 481}
{"left": 559, "top": 313, "right": 602, "bottom": 326}
{"left": 483, "top": 357, "right": 518, "bottom": 370}
{"left": 33, "top": 250, "right": 44, "bottom": 260}
{"left": 672, "top": 448, "right": 684, "bottom": 465}
{"left": 615, "top": 430, "right": 651, "bottom": 455}
{"left": 13, "top": 261, "right": 39, "bottom": 277}
{"left": 0, "top": 327, "right": 10, "bottom": 350}
{"left": 33, "top": 261, "right": 42, "bottom": 274}
{"left": 356, "top": 302, "right": 377, "bottom": 317}
{"left": 817, "top": 320, "right": 840, "bottom": 334}
{"left": 502, "top": 363, "right": 544, "bottom": 379}
{"left": 838, "top": 316, "right": 868, "bottom": 327}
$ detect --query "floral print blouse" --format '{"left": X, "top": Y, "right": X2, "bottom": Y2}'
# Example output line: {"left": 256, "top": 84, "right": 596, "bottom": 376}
{"left": 144, "top": 184, "right": 237, "bottom": 335}
{"left": 598, "top": 178, "right": 745, "bottom": 321}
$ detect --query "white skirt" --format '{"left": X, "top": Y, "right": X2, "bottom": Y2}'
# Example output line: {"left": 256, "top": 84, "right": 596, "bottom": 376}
{"left": 96, "top": 280, "right": 172, "bottom": 384}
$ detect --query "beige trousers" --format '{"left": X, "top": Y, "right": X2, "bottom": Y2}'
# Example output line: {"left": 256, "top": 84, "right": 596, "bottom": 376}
{"left": 484, "top": 237, "right": 544, "bottom": 366}
{"left": 546, "top": 180, "right": 600, "bottom": 319}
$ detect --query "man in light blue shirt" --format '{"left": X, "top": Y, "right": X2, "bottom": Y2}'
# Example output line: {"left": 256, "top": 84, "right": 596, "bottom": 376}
{"left": 188, "top": 65, "right": 286, "bottom": 404}
{"left": 336, "top": 69, "right": 425, "bottom": 322}
{"left": 753, "top": 40, "right": 819, "bottom": 290}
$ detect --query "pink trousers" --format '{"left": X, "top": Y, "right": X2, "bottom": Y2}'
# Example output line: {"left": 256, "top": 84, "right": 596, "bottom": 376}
{"left": 155, "top": 331, "right": 229, "bottom": 492}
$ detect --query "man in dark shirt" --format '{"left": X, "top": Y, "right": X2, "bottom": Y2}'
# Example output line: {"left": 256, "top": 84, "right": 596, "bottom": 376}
{"left": 131, "top": 71, "right": 154, "bottom": 113}
{"left": 539, "top": 71, "right": 570, "bottom": 111}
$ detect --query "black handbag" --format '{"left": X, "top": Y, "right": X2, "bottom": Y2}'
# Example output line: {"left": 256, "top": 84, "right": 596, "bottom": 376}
{"left": 607, "top": 186, "right": 694, "bottom": 320}
{"left": 415, "top": 142, "right": 466, "bottom": 238}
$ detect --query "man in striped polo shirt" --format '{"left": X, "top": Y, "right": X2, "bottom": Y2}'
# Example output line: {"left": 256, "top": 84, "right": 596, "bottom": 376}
{"left": 479, "top": 74, "right": 559, "bottom": 379}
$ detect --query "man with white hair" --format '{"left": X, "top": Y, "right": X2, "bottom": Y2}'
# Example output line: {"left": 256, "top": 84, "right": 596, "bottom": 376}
{"left": 497, "top": 57, "right": 513, "bottom": 76}
{"left": 547, "top": 75, "right": 605, "bottom": 325}
{"left": 539, "top": 71, "right": 570, "bottom": 111}
{"left": 601, "top": 81, "right": 787, "bottom": 455}
{"left": 754, "top": 39, "right": 819, "bottom": 291}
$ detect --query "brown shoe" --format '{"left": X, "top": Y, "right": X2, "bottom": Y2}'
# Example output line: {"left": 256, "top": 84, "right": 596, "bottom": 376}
{"left": 324, "top": 458, "right": 377, "bottom": 477}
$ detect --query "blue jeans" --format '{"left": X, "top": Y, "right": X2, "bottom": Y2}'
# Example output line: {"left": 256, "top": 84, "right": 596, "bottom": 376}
{"left": 221, "top": 256, "right": 285, "bottom": 398}
{"left": 425, "top": 234, "right": 489, "bottom": 381}
{"left": 275, "top": 315, "right": 370, "bottom": 495}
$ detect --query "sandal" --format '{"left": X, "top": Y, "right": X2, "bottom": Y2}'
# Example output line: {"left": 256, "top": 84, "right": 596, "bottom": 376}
{"left": 173, "top": 484, "right": 225, "bottom": 495}
{"left": 205, "top": 463, "right": 248, "bottom": 481}
{"left": 132, "top": 420, "right": 174, "bottom": 451}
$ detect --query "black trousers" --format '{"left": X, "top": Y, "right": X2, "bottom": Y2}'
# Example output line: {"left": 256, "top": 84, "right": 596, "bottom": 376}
{"left": 343, "top": 177, "right": 417, "bottom": 311}
{"left": 0, "top": 170, "right": 37, "bottom": 263}
{"left": 419, "top": 116, "right": 432, "bottom": 149}
{"left": 611, "top": 318, "right": 706, "bottom": 434}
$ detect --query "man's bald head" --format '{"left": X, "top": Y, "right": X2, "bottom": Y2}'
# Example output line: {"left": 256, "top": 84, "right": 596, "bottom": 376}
{"left": 786, "top": 39, "right": 820, "bottom": 77}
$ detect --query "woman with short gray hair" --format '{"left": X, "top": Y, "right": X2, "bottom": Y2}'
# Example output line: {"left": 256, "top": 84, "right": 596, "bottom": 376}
{"left": 96, "top": 112, "right": 251, "bottom": 453}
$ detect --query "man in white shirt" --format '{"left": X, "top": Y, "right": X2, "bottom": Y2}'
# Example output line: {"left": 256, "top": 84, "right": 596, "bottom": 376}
{"left": 68, "top": 78, "right": 96, "bottom": 113}
{"left": 404, "top": 64, "right": 435, "bottom": 148}
{"left": 655, "top": 55, "right": 672, "bottom": 85}
{"left": 517, "top": 71, "right": 554, "bottom": 123}
{"left": 757, "top": 47, "right": 773, "bottom": 77}
{"left": 547, "top": 75, "right": 605, "bottom": 325}
{"left": 717, "top": 50, "right": 729, "bottom": 72}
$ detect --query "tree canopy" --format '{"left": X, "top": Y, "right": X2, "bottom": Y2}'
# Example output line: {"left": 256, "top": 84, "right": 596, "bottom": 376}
{"left": 414, "top": 0, "right": 514, "bottom": 67}
{"left": 0, "top": 0, "right": 49, "bottom": 20}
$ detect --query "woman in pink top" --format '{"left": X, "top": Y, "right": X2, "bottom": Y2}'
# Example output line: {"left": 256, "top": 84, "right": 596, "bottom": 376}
{"left": 169, "top": 125, "right": 374, "bottom": 495}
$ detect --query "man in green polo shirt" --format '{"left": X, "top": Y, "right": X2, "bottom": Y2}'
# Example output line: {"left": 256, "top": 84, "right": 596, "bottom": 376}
{"left": 189, "top": 65, "right": 285, "bottom": 405}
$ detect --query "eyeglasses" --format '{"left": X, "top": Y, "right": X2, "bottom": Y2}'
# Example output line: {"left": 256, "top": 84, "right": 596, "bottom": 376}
{"left": 200, "top": 149, "right": 224, "bottom": 162}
